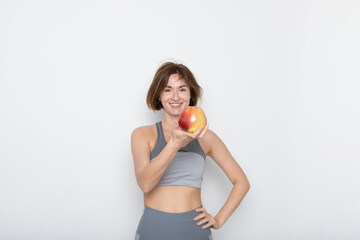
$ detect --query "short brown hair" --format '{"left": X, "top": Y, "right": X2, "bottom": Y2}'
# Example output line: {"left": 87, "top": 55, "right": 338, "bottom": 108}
{"left": 147, "top": 61, "right": 203, "bottom": 111}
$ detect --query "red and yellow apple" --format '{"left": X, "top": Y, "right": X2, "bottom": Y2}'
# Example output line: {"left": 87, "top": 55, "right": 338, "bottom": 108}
{"left": 178, "top": 106, "right": 207, "bottom": 133}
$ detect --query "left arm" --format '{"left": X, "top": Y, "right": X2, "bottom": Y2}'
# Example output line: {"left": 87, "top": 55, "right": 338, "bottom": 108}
{"left": 195, "top": 129, "right": 250, "bottom": 229}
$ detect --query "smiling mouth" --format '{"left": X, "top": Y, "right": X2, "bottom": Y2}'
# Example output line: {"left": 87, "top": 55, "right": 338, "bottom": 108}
{"left": 170, "top": 103, "right": 182, "bottom": 107}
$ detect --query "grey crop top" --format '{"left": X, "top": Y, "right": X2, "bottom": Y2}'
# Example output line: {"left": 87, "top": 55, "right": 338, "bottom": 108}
{"left": 150, "top": 121, "right": 206, "bottom": 188}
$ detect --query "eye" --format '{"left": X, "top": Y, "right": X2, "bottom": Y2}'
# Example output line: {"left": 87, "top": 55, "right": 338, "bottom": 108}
{"left": 180, "top": 88, "right": 187, "bottom": 92}
{"left": 164, "top": 89, "right": 171, "bottom": 92}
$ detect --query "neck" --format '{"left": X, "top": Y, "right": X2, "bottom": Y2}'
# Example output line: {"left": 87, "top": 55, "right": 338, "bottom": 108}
{"left": 162, "top": 112, "right": 179, "bottom": 131}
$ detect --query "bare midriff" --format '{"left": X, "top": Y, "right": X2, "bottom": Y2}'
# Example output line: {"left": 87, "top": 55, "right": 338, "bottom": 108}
{"left": 144, "top": 185, "right": 202, "bottom": 213}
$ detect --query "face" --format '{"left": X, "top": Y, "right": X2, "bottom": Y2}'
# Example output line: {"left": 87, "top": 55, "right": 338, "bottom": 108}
{"left": 159, "top": 73, "right": 191, "bottom": 117}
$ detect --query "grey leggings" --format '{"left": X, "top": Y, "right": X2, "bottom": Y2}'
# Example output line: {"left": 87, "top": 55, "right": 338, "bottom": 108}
{"left": 135, "top": 205, "right": 213, "bottom": 240}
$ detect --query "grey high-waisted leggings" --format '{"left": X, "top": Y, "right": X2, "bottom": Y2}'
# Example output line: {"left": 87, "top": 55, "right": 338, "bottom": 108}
{"left": 135, "top": 205, "right": 213, "bottom": 240}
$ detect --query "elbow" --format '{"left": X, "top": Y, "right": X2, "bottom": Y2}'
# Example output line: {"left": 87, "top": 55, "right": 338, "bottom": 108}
{"left": 243, "top": 177, "right": 250, "bottom": 191}
{"left": 234, "top": 178, "right": 250, "bottom": 192}
{"left": 142, "top": 186, "right": 152, "bottom": 194}
{"left": 245, "top": 179, "right": 250, "bottom": 193}
{"left": 139, "top": 182, "right": 154, "bottom": 194}
{"left": 246, "top": 181, "right": 250, "bottom": 192}
{"left": 137, "top": 173, "right": 157, "bottom": 194}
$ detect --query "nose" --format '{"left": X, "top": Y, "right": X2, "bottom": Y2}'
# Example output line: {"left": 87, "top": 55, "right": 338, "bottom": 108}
{"left": 172, "top": 90, "right": 180, "bottom": 100}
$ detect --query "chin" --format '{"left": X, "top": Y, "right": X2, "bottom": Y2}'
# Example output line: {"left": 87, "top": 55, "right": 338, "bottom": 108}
{"left": 170, "top": 110, "right": 182, "bottom": 116}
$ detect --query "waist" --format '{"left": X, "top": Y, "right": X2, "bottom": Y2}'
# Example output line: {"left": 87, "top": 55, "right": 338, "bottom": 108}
{"left": 144, "top": 185, "right": 202, "bottom": 213}
{"left": 143, "top": 205, "right": 202, "bottom": 216}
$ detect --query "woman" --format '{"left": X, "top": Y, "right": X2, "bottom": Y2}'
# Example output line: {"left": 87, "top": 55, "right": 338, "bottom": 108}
{"left": 131, "top": 61, "right": 250, "bottom": 240}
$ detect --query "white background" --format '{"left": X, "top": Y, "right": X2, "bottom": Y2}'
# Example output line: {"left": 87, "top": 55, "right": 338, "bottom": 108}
{"left": 1, "top": 0, "right": 360, "bottom": 239}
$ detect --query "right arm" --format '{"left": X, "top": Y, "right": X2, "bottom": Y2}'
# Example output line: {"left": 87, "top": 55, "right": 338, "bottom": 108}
{"left": 131, "top": 127, "right": 181, "bottom": 193}
{"left": 131, "top": 122, "right": 208, "bottom": 194}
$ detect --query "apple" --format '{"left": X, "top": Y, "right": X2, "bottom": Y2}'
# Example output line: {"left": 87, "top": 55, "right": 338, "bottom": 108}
{"left": 178, "top": 106, "right": 207, "bottom": 133}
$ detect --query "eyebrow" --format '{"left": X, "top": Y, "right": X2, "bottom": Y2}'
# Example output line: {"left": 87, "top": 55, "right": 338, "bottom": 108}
{"left": 165, "top": 85, "right": 189, "bottom": 88}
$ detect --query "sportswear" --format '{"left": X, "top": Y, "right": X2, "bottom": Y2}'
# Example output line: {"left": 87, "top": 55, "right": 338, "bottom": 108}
{"left": 150, "top": 121, "right": 206, "bottom": 188}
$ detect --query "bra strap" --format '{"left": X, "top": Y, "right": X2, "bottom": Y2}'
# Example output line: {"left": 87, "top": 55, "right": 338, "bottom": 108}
{"left": 156, "top": 121, "right": 165, "bottom": 141}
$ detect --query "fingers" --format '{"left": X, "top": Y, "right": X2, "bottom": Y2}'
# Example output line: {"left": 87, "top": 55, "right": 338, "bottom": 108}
{"left": 193, "top": 212, "right": 206, "bottom": 221}
{"left": 201, "top": 219, "right": 216, "bottom": 229}
{"left": 198, "top": 123, "right": 209, "bottom": 138}
{"left": 174, "top": 123, "right": 209, "bottom": 148}
{"left": 188, "top": 123, "right": 209, "bottom": 139}
{"left": 194, "top": 207, "right": 216, "bottom": 229}
{"left": 195, "top": 207, "right": 205, "bottom": 212}
{"left": 191, "top": 126, "right": 203, "bottom": 136}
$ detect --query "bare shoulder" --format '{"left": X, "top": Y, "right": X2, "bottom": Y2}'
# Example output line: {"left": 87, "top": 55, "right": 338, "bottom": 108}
{"left": 131, "top": 124, "right": 155, "bottom": 139}
{"left": 199, "top": 129, "right": 224, "bottom": 156}
{"left": 131, "top": 124, "right": 157, "bottom": 158}
{"left": 201, "top": 129, "right": 222, "bottom": 144}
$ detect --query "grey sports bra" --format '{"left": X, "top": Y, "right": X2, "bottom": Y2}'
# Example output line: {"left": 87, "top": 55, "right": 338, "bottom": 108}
{"left": 150, "top": 121, "right": 206, "bottom": 188}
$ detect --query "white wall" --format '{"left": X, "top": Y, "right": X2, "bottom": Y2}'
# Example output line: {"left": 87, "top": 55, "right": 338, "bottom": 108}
{"left": 1, "top": 0, "right": 359, "bottom": 239}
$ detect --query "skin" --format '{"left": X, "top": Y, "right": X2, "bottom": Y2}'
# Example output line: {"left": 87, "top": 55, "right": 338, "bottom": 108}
{"left": 131, "top": 73, "right": 250, "bottom": 230}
